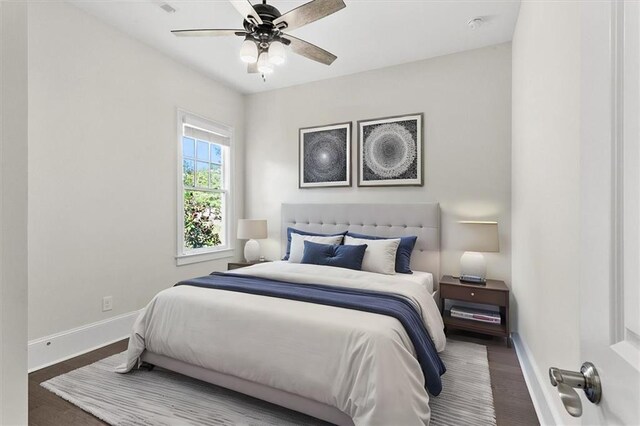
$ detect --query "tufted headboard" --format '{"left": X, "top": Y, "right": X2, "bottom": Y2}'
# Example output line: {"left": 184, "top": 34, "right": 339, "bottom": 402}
{"left": 281, "top": 203, "right": 440, "bottom": 286}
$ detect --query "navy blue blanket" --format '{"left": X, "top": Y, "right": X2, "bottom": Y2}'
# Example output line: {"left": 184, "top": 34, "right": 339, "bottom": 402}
{"left": 176, "top": 272, "right": 446, "bottom": 395}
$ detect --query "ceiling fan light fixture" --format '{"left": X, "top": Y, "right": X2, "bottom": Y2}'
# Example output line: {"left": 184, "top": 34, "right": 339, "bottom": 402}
{"left": 257, "top": 51, "right": 274, "bottom": 74}
{"left": 240, "top": 39, "right": 259, "bottom": 63}
{"left": 268, "top": 40, "right": 285, "bottom": 65}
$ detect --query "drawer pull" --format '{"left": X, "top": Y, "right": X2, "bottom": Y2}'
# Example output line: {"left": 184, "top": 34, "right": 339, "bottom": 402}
{"left": 471, "top": 292, "right": 475, "bottom": 296}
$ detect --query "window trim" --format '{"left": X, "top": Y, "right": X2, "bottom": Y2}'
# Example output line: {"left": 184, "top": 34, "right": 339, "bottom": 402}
{"left": 176, "top": 109, "right": 235, "bottom": 266}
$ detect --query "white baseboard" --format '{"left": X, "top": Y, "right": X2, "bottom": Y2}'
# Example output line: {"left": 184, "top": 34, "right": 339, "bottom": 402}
{"left": 28, "top": 310, "right": 140, "bottom": 372}
{"left": 511, "top": 332, "right": 565, "bottom": 425}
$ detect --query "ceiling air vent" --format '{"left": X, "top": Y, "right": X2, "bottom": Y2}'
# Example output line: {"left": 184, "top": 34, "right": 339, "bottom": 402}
{"left": 159, "top": 3, "right": 176, "bottom": 13}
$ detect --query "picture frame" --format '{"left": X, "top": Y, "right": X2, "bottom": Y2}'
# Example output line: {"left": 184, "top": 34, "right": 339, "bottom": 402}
{"left": 299, "top": 122, "right": 352, "bottom": 188}
{"left": 357, "top": 113, "right": 424, "bottom": 187}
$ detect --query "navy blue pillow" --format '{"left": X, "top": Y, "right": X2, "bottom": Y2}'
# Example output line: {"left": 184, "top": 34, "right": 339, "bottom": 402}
{"left": 346, "top": 232, "right": 418, "bottom": 274}
{"left": 301, "top": 241, "right": 368, "bottom": 271}
{"left": 283, "top": 227, "right": 347, "bottom": 260}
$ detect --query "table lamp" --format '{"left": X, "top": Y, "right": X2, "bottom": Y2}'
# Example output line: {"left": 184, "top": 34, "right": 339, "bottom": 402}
{"left": 237, "top": 219, "right": 268, "bottom": 262}
{"left": 456, "top": 221, "right": 499, "bottom": 284}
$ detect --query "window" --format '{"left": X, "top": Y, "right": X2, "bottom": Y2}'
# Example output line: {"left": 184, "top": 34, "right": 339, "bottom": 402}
{"left": 177, "top": 111, "right": 233, "bottom": 264}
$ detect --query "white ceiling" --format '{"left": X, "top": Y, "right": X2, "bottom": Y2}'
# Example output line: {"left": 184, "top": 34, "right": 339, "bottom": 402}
{"left": 71, "top": 0, "right": 521, "bottom": 94}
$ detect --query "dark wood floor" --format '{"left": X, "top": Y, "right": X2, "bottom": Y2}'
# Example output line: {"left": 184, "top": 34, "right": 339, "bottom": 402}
{"left": 29, "top": 332, "right": 538, "bottom": 426}
{"left": 28, "top": 340, "right": 129, "bottom": 426}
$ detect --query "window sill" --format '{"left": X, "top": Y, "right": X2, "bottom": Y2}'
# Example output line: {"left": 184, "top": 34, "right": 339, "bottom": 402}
{"left": 176, "top": 248, "right": 235, "bottom": 266}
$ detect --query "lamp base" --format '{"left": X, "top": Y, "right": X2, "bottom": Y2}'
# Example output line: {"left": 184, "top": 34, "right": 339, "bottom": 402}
{"left": 460, "top": 251, "right": 487, "bottom": 283}
{"left": 244, "top": 239, "right": 261, "bottom": 262}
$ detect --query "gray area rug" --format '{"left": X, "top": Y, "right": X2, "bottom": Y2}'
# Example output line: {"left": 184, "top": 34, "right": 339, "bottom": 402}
{"left": 42, "top": 339, "right": 495, "bottom": 426}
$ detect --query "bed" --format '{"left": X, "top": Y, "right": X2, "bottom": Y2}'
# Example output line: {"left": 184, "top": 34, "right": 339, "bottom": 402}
{"left": 117, "top": 203, "right": 445, "bottom": 426}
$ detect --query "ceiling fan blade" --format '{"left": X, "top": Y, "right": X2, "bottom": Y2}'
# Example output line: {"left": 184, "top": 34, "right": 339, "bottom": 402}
{"left": 274, "top": 0, "right": 345, "bottom": 31}
{"left": 282, "top": 34, "right": 337, "bottom": 65}
{"left": 229, "top": 0, "right": 263, "bottom": 26}
{"left": 172, "top": 29, "right": 245, "bottom": 37}
{"left": 247, "top": 62, "right": 259, "bottom": 73}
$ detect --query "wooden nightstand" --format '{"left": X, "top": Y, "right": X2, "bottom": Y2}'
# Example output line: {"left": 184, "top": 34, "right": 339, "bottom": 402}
{"left": 227, "top": 260, "right": 271, "bottom": 270}
{"left": 439, "top": 275, "right": 511, "bottom": 347}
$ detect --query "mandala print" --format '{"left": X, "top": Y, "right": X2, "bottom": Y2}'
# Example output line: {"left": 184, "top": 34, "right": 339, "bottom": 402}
{"left": 363, "top": 122, "right": 417, "bottom": 179}
{"left": 303, "top": 128, "right": 347, "bottom": 183}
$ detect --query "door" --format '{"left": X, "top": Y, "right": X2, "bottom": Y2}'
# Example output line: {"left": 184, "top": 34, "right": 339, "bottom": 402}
{"left": 580, "top": 1, "right": 640, "bottom": 424}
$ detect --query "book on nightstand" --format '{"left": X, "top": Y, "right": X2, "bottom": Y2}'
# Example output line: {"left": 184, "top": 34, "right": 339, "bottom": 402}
{"left": 450, "top": 306, "right": 502, "bottom": 324}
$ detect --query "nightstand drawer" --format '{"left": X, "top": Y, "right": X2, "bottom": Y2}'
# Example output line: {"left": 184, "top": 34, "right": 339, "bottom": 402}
{"left": 440, "top": 284, "right": 507, "bottom": 306}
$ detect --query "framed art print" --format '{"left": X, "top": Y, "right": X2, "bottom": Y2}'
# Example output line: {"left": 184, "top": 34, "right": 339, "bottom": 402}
{"left": 299, "top": 122, "right": 352, "bottom": 188}
{"left": 357, "top": 113, "right": 423, "bottom": 187}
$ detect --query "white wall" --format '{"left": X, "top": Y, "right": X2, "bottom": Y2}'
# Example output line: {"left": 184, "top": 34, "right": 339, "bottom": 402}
{"left": 0, "top": 1, "right": 29, "bottom": 423}
{"left": 245, "top": 44, "right": 512, "bottom": 285}
{"left": 28, "top": 2, "right": 245, "bottom": 340}
{"left": 512, "top": 1, "right": 581, "bottom": 423}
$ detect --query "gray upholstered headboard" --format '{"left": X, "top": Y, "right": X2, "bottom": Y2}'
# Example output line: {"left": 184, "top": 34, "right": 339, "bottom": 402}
{"left": 281, "top": 203, "right": 440, "bottom": 285}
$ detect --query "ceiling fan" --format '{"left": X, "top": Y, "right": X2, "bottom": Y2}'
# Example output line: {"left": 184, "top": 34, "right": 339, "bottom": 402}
{"left": 172, "top": 0, "right": 346, "bottom": 76}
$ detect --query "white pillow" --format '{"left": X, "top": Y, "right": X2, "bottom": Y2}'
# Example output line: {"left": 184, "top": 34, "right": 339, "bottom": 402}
{"left": 288, "top": 233, "right": 344, "bottom": 263}
{"left": 344, "top": 236, "right": 400, "bottom": 275}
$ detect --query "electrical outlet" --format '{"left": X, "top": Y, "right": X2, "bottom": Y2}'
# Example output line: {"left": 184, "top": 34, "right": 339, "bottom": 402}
{"left": 102, "top": 296, "right": 113, "bottom": 312}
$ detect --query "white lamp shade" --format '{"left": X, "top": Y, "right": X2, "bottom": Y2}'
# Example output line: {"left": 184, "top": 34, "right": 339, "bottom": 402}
{"left": 257, "top": 51, "right": 273, "bottom": 74}
{"left": 456, "top": 221, "right": 499, "bottom": 253}
{"left": 268, "top": 41, "right": 285, "bottom": 65}
{"left": 237, "top": 219, "right": 268, "bottom": 240}
{"left": 240, "top": 39, "right": 258, "bottom": 63}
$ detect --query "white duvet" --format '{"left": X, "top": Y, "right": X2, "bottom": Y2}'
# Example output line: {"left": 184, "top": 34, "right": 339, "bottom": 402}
{"left": 117, "top": 262, "right": 446, "bottom": 426}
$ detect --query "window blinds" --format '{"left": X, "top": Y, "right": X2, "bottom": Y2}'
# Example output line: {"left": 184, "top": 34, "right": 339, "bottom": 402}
{"left": 183, "top": 125, "right": 230, "bottom": 146}
{"left": 182, "top": 112, "right": 231, "bottom": 147}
